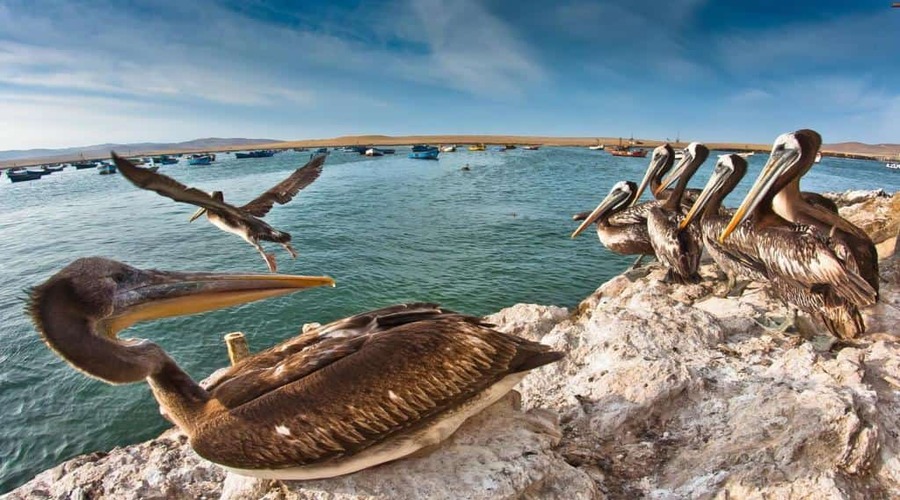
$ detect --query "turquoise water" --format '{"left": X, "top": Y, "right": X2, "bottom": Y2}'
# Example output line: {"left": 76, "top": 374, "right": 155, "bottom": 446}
{"left": 1, "top": 147, "right": 897, "bottom": 492}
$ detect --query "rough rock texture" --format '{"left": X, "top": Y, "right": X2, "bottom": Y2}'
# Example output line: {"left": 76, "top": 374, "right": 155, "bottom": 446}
{"left": 6, "top": 190, "right": 899, "bottom": 499}
{"left": 825, "top": 189, "right": 900, "bottom": 257}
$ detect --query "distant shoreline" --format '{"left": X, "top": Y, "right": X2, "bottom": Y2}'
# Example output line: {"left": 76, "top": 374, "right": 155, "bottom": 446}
{"left": 1, "top": 134, "right": 896, "bottom": 169}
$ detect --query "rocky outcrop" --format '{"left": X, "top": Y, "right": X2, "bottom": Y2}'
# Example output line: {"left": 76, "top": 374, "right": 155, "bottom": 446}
{"left": 826, "top": 188, "right": 900, "bottom": 257}
{"left": 7, "top": 191, "right": 899, "bottom": 499}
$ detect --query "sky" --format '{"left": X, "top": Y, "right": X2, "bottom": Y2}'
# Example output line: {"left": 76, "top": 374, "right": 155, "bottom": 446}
{"left": 0, "top": 0, "right": 898, "bottom": 150}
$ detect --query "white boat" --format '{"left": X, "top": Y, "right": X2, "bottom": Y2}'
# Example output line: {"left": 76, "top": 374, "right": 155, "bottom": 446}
{"left": 737, "top": 152, "right": 755, "bottom": 158}
{"left": 440, "top": 145, "right": 457, "bottom": 152}
{"left": 364, "top": 148, "right": 383, "bottom": 157}
{"left": 886, "top": 162, "right": 900, "bottom": 170}
{"left": 588, "top": 143, "right": 605, "bottom": 151}
{"left": 815, "top": 151, "right": 822, "bottom": 163}
{"left": 674, "top": 150, "right": 684, "bottom": 161}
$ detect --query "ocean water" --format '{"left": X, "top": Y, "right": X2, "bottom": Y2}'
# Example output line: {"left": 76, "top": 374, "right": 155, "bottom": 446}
{"left": 1, "top": 147, "right": 897, "bottom": 492}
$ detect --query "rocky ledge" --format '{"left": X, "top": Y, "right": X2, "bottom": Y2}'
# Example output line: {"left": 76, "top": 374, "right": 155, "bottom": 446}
{"left": 6, "top": 190, "right": 899, "bottom": 500}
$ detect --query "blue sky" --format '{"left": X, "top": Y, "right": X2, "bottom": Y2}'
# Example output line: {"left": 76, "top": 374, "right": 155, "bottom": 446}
{"left": 0, "top": 0, "right": 897, "bottom": 149}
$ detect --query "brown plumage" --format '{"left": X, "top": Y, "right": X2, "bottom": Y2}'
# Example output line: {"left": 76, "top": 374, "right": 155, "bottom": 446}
{"left": 112, "top": 152, "right": 326, "bottom": 272}
{"left": 29, "top": 258, "right": 562, "bottom": 479}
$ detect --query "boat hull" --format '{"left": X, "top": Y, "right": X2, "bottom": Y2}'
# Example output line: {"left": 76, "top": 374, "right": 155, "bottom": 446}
{"left": 408, "top": 149, "right": 439, "bottom": 160}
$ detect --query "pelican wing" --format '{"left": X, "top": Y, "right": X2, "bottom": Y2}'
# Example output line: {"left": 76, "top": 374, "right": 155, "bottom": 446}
{"left": 196, "top": 304, "right": 562, "bottom": 469}
{"left": 240, "top": 153, "right": 326, "bottom": 217}
{"left": 112, "top": 153, "right": 237, "bottom": 213}
{"left": 609, "top": 201, "right": 655, "bottom": 226}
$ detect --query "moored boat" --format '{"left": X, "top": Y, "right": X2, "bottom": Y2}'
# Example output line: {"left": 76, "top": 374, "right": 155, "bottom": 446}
{"left": 151, "top": 155, "right": 179, "bottom": 165}
{"left": 6, "top": 169, "right": 42, "bottom": 182}
{"left": 235, "top": 150, "right": 276, "bottom": 159}
{"left": 440, "top": 145, "right": 457, "bottom": 152}
{"left": 188, "top": 154, "right": 212, "bottom": 165}
{"left": 815, "top": 150, "right": 823, "bottom": 163}
{"left": 468, "top": 143, "right": 486, "bottom": 151}
{"left": 609, "top": 147, "right": 648, "bottom": 158}
{"left": 408, "top": 148, "right": 439, "bottom": 160}
{"left": 364, "top": 148, "right": 383, "bottom": 157}
{"left": 588, "top": 142, "right": 605, "bottom": 150}
{"left": 71, "top": 161, "right": 97, "bottom": 169}
{"left": 523, "top": 145, "right": 540, "bottom": 150}
{"left": 97, "top": 162, "right": 117, "bottom": 175}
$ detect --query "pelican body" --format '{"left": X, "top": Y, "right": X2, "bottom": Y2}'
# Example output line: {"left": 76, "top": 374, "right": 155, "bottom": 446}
{"left": 29, "top": 258, "right": 562, "bottom": 479}
{"left": 113, "top": 152, "right": 328, "bottom": 273}
{"left": 720, "top": 131, "right": 878, "bottom": 338}
{"left": 646, "top": 143, "right": 710, "bottom": 283}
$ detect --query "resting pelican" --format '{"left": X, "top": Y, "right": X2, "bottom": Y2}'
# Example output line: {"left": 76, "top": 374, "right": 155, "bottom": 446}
{"left": 764, "top": 130, "right": 879, "bottom": 298}
{"left": 720, "top": 136, "right": 878, "bottom": 338}
{"left": 646, "top": 142, "right": 710, "bottom": 283}
{"left": 570, "top": 144, "right": 677, "bottom": 268}
{"left": 677, "top": 154, "right": 768, "bottom": 295}
{"left": 30, "top": 258, "right": 563, "bottom": 479}
{"left": 113, "top": 152, "right": 326, "bottom": 273}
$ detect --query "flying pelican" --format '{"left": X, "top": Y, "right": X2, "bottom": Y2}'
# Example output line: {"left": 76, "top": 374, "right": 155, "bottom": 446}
{"left": 29, "top": 257, "right": 563, "bottom": 479}
{"left": 645, "top": 142, "right": 710, "bottom": 283}
{"left": 112, "top": 152, "right": 327, "bottom": 273}
{"left": 764, "top": 130, "right": 878, "bottom": 298}
{"left": 677, "top": 154, "right": 769, "bottom": 295}
{"left": 720, "top": 136, "right": 878, "bottom": 338}
{"left": 570, "top": 144, "right": 676, "bottom": 267}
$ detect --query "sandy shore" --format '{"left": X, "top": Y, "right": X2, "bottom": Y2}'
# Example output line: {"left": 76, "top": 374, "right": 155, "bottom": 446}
{"left": 2, "top": 134, "right": 896, "bottom": 169}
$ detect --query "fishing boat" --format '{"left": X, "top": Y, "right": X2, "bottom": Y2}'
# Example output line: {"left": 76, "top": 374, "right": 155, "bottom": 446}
{"left": 293, "top": 147, "right": 308, "bottom": 152}
{"left": 42, "top": 164, "right": 65, "bottom": 173}
{"left": 378, "top": 148, "right": 395, "bottom": 154}
{"left": 188, "top": 154, "right": 212, "bottom": 165}
{"left": 411, "top": 144, "right": 435, "bottom": 152}
{"left": 71, "top": 161, "right": 97, "bottom": 169}
{"left": 887, "top": 162, "right": 900, "bottom": 170}
{"left": 364, "top": 148, "right": 383, "bottom": 157}
{"left": 97, "top": 162, "right": 117, "bottom": 175}
{"left": 588, "top": 142, "right": 605, "bottom": 151}
{"left": 150, "top": 155, "right": 179, "bottom": 165}
{"left": 815, "top": 150, "right": 822, "bottom": 163}
{"left": 408, "top": 147, "right": 439, "bottom": 160}
{"left": 235, "top": 150, "right": 276, "bottom": 159}
{"left": 6, "top": 169, "right": 42, "bottom": 183}
{"left": 737, "top": 151, "right": 755, "bottom": 158}
{"left": 314, "top": 147, "right": 328, "bottom": 154}
{"left": 468, "top": 143, "right": 486, "bottom": 151}
{"left": 609, "top": 146, "right": 648, "bottom": 158}
{"left": 440, "top": 145, "right": 457, "bottom": 152}
{"left": 523, "top": 145, "right": 540, "bottom": 150}
{"left": 489, "top": 145, "right": 507, "bottom": 152}
{"left": 505, "top": 144, "right": 517, "bottom": 150}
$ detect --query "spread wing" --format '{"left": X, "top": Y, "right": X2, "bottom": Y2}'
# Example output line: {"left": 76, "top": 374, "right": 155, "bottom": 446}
{"left": 240, "top": 153, "right": 326, "bottom": 217}
{"left": 112, "top": 153, "right": 238, "bottom": 213}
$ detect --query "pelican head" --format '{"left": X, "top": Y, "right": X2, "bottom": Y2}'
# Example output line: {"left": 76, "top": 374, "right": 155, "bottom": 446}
{"left": 189, "top": 191, "right": 224, "bottom": 222}
{"left": 655, "top": 142, "right": 711, "bottom": 196}
{"left": 571, "top": 181, "right": 637, "bottom": 238}
{"left": 631, "top": 144, "right": 674, "bottom": 206}
{"left": 719, "top": 129, "right": 821, "bottom": 242}
{"left": 678, "top": 154, "right": 747, "bottom": 231}
{"left": 28, "top": 257, "right": 334, "bottom": 384}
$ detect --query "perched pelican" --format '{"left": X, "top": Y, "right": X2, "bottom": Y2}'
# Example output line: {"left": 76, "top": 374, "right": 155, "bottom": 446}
{"left": 720, "top": 135, "right": 878, "bottom": 338}
{"left": 645, "top": 142, "right": 710, "bottom": 283}
{"left": 677, "top": 154, "right": 768, "bottom": 295}
{"left": 30, "top": 258, "right": 563, "bottom": 479}
{"left": 570, "top": 180, "right": 654, "bottom": 256}
{"left": 764, "top": 130, "right": 878, "bottom": 298}
{"left": 112, "top": 152, "right": 327, "bottom": 273}
{"left": 570, "top": 144, "right": 677, "bottom": 265}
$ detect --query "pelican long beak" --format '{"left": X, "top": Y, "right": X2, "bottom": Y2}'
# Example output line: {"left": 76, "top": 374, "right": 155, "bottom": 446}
{"left": 571, "top": 189, "right": 629, "bottom": 238}
{"left": 655, "top": 151, "right": 693, "bottom": 197}
{"left": 104, "top": 271, "right": 335, "bottom": 335}
{"left": 679, "top": 162, "right": 729, "bottom": 231}
{"left": 631, "top": 152, "right": 669, "bottom": 206}
{"left": 189, "top": 207, "right": 207, "bottom": 222}
{"left": 719, "top": 148, "right": 798, "bottom": 243}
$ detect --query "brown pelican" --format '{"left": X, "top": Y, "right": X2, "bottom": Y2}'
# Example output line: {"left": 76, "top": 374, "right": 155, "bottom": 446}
{"left": 677, "top": 154, "right": 768, "bottom": 295}
{"left": 112, "top": 152, "right": 327, "bottom": 273}
{"left": 30, "top": 257, "right": 563, "bottom": 479}
{"left": 720, "top": 134, "right": 878, "bottom": 338}
{"left": 645, "top": 142, "right": 710, "bottom": 283}
{"left": 570, "top": 144, "right": 677, "bottom": 266}
{"left": 764, "top": 130, "right": 879, "bottom": 298}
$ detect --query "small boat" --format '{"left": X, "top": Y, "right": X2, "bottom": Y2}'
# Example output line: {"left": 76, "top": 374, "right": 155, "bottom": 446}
{"left": 408, "top": 148, "right": 439, "bottom": 160}
{"left": 235, "top": 150, "right": 276, "bottom": 159}
{"left": 151, "top": 155, "right": 179, "bottom": 165}
{"left": 609, "top": 147, "right": 648, "bottom": 158}
{"left": 588, "top": 142, "right": 605, "bottom": 151}
{"left": 440, "top": 145, "right": 457, "bottom": 152}
{"left": 378, "top": 148, "right": 395, "bottom": 154}
{"left": 504, "top": 144, "right": 517, "bottom": 150}
{"left": 489, "top": 145, "right": 507, "bottom": 152}
{"left": 340, "top": 146, "right": 367, "bottom": 154}
{"left": 6, "top": 169, "right": 42, "bottom": 182}
{"left": 188, "top": 154, "right": 212, "bottom": 166}
{"left": 42, "top": 164, "right": 65, "bottom": 173}
{"left": 523, "top": 145, "right": 540, "bottom": 150}
{"left": 737, "top": 152, "right": 755, "bottom": 158}
{"left": 468, "top": 143, "right": 486, "bottom": 151}
{"left": 815, "top": 150, "right": 822, "bottom": 163}
{"left": 127, "top": 158, "right": 146, "bottom": 165}
{"left": 97, "top": 162, "right": 117, "bottom": 175}
{"left": 71, "top": 161, "right": 97, "bottom": 170}
{"left": 411, "top": 144, "right": 434, "bottom": 152}
{"left": 293, "top": 147, "right": 308, "bottom": 152}
{"left": 314, "top": 147, "right": 328, "bottom": 154}
{"left": 886, "top": 162, "right": 900, "bottom": 170}
{"left": 674, "top": 150, "right": 684, "bottom": 161}
{"left": 364, "top": 148, "right": 383, "bottom": 157}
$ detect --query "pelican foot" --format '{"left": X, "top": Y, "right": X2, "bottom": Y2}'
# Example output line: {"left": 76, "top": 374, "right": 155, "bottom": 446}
{"left": 262, "top": 253, "right": 278, "bottom": 273}
{"left": 629, "top": 254, "right": 650, "bottom": 270}
{"left": 283, "top": 243, "right": 298, "bottom": 259}
{"left": 724, "top": 280, "right": 751, "bottom": 298}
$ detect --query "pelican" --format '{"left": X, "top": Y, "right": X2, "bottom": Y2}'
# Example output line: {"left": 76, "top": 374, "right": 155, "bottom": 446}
{"left": 645, "top": 142, "right": 710, "bottom": 283}
{"left": 112, "top": 152, "right": 327, "bottom": 273}
{"left": 720, "top": 134, "right": 878, "bottom": 338}
{"left": 764, "top": 130, "right": 879, "bottom": 298}
{"left": 677, "top": 154, "right": 768, "bottom": 295}
{"left": 29, "top": 257, "right": 563, "bottom": 479}
{"left": 570, "top": 144, "right": 677, "bottom": 267}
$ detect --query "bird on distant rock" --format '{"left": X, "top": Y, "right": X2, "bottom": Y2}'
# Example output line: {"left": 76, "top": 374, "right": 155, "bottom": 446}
{"left": 113, "top": 152, "right": 326, "bottom": 272}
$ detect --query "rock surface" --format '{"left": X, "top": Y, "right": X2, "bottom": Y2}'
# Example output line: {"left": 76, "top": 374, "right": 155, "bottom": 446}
{"left": 6, "top": 190, "right": 899, "bottom": 500}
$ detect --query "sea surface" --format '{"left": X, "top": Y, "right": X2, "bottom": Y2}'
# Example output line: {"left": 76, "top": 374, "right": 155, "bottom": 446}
{"left": 1, "top": 147, "right": 897, "bottom": 492}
